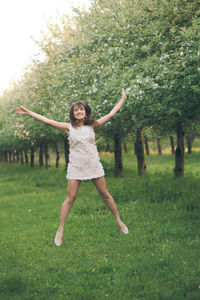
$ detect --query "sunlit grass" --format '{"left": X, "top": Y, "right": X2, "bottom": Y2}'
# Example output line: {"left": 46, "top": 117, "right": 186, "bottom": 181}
{"left": 0, "top": 151, "right": 200, "bottom": 299}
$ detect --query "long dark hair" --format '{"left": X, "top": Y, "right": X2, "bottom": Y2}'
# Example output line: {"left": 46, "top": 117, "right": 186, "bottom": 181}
{"left": 69, "top": 101, "right": 96, "bottom": 127}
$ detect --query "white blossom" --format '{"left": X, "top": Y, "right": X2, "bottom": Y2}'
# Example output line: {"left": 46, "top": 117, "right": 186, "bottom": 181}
{"left": 92, "top": 85, "right": 98, "bottom": 93}
{"left": 136, "top": 79, "right": 142, "bottom": 84}
{"left": 180, "top": 52, "right": 184, "bottom": 56}
{"left": 153, "top": 83, "right": 158, "bottom": 89}
{"left": 198, "top": 67, "right": 200, "bottom": 72}
{"left": 120, "top": 39, "right": 123, "bottom": 43}
{"left": 139, "top": 90, "right": 143, "bottom": 95}
{"left": 160, "top": 54, "right": 169, "bottom": 61}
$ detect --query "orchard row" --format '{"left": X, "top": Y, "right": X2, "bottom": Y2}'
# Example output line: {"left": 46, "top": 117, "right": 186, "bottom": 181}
{"left": 0, "top": 0, "right": 200, "bottom": 176}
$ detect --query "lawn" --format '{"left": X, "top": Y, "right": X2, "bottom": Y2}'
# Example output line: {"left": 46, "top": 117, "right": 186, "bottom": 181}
{"left": 0, "top": 150, "right": 199, "bottom": 299}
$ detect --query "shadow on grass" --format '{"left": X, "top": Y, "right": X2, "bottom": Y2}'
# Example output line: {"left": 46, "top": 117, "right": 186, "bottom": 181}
{"left": 0, "top": 275, "right": 31, "bottom": 297}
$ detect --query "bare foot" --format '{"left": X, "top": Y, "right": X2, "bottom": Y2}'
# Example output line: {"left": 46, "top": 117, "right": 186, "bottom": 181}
{"left": 55, "top": 230, "right": 63, "bottom": 246}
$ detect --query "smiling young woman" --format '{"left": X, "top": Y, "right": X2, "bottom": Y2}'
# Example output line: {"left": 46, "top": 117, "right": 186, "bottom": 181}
{"left": 14, "top": 88, "right": 129, "bottom": 247}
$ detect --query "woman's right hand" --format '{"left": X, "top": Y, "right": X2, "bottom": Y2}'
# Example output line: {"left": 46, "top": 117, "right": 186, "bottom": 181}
{"left": 14, "top": 105, "right": 29, "bottom": 115}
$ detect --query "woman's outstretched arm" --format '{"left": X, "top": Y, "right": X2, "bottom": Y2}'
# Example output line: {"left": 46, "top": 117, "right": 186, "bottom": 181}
{"left": 93, "top": 88, "right": 127, "bottom": 129}
{"left": 14, "top": 105, "right": 69, "bottom": 133}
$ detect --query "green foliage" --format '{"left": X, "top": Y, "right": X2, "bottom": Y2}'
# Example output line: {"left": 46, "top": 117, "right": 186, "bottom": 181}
{"left": 0, "top": 0, "right": 200, "bottom": 172}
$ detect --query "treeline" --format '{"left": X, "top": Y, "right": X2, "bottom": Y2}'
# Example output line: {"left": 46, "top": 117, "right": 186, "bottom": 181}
{"left": 0, "top": 0, "right": 200, "bottom": 177}
{"left": 0, "top": 134, "right": 196, "bottom": 170}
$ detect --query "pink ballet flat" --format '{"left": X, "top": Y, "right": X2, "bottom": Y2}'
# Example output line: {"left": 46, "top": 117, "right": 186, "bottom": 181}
{"left": 115, "top": 220, "right": 129, "bottom": 235}
{"left": 54, "top": 230, "right": 62, "bottom": 247}
{"left": 121, "top": 225, "right": 129, "bottom": 235}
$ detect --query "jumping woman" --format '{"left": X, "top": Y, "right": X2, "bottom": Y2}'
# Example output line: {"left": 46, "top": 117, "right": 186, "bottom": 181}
{"left": 14, "top": 88, "right": 129, "bottom": 246}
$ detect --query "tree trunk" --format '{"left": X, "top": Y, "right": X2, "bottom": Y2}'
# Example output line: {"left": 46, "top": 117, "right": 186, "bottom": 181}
{"left": 16, "top": 150, "right": 20, "bottom": 163}
{"left": 114, "top": 136, "right": 123, "bottom": 177}
{"left": 144, "top": 136, "right": 150, "bottom": 155}
{"left": 39, "top": 143, "right": 44, "bottom": 167}
{"left": 9, "top": 151, "right": 12, "bottom": 162}
{"left": 4, "top": 151, "right": 8, "bottom": 162}
{"left": 135, "top": 128, "right": 146, "bottom": 175}
{"left": 20, "top": 150, "right": 24, "bottom": 165}
{"left": 186, "top": 137, "right": 192, "bottom": 154}
{"left": 13, "top": 150, "right": 16, "bottom": 163}
{"left": 55, "top": 142, "right": 60, "bottom": 168}
{"left": 124, "top": 142, "right": 129, "bottom": 153}
{"left": 64, "top": 137, "right": 69, "bottom": 170}
{"left": 106, "top": 142, "right": 110, "bottom": 152}
{"left": 174, "top": 125, "right": 185, "bottom": 177}
{"left": 30, "top": 147, "right": 34, "bottom": 168}
{"left": 44, "top": 142, "right": 50, "bottom": 169}
{"left": 24, "top": 149, "right": 29, "bottom": 164}
{"left": 157, "top": 138, "right": 162, "bottom": 155}
{"left": 170, "top": 136, "right": 175, "bottom": 154}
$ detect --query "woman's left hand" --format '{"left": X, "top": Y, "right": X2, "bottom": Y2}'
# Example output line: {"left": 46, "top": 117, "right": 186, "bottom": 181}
{"left": 122, "top": 88, "right": 127, "bottom": 101}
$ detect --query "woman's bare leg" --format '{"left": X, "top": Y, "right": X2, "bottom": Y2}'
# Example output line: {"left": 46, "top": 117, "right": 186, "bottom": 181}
{"left": 92, "top": 176, "right": 128, "bottom": 233}
{"left": 55, "top": 179, "right": 81, "bottom": 245}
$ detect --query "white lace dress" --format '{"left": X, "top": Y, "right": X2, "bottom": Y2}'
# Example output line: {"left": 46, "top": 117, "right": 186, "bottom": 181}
{"left": 66, "top": 124, "right": 105, "bottom": 180}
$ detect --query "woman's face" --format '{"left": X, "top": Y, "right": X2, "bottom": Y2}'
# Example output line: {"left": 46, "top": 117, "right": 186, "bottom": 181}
{"left": 73, "top": 105, "right": 86, "bottom": 121}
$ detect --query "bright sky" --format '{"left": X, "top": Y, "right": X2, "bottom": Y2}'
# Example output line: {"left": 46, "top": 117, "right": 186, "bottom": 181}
{"left": 0, "top": 0, "right": 91, "bottom": 96}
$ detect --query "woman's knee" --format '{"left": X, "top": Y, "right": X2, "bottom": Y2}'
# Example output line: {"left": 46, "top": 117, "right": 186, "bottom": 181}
{"left": 99, "top": 190, "right": 110, "bottom": 200}
{"left": 65, "top": 193, "right": 77, "bottom": 205}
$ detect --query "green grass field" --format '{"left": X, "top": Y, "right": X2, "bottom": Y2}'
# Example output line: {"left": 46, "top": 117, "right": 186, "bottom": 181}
{"left": 0, "top": 150, "right": 200, "bottom": 300}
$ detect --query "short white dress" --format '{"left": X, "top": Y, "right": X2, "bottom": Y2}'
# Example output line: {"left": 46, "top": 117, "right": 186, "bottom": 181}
{"left": 66, "top": 124, "right": 105, "bottom": 180}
